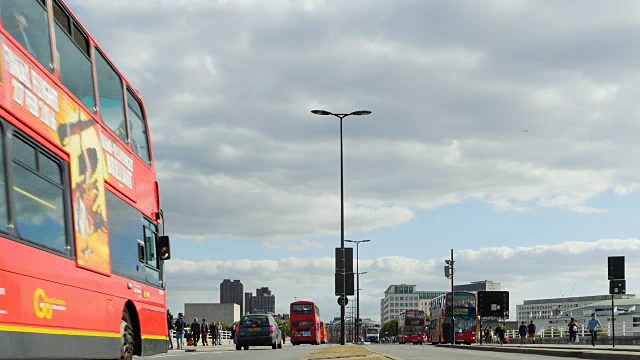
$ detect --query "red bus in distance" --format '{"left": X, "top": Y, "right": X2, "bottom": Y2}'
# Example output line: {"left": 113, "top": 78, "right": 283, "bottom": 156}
{"left": 289, "top": 301, "right": 321, "bottom": 345}
{"left": 0, "top": 1, "right": 171, "bottom": 359}
{"left": 396, "top": 309, "right": 427, "bottom": 344}
{"left": 429, "top": 291, "right": 478, "bottom": 345}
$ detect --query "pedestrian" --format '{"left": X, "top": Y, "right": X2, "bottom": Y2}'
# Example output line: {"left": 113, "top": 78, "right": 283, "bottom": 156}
{"left": 527, "top": 320, "right": 536, "bottom": 344}
{"left": 217, "top": 322, "right": 223, "bottom": 345}
{"left": 200, "top": 319, "right": 209, "bottom": 346}
{"left": 568, "top": 318, "right": 578, "bottom": 344}
{"left": 495, "top": 324, "right": 505, "bottom": 345}
{"left": 190, "top": 318, "right": 201, "bottom": 346}
{"left": 210, "top": 321, "right": 218, "bottom": 346}
{"left": 230, "top": 324, "right": 235, "bottom": 344}
{"left": 518, "top": 321, "right": 527, "bottom": 345}
{"left": 174, "top": 313, "right": 186, "bottom": 350}
{"left": 588, "top": 313, "right": 602, "bottom": 347}
{"left": 167, "top": 309, "right": 174, "bottom": 350}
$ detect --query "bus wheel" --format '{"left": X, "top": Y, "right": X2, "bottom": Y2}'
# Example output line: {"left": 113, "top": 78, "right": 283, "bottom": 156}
{"left": 120, "top": 310, "right": 135, "bottom": 360}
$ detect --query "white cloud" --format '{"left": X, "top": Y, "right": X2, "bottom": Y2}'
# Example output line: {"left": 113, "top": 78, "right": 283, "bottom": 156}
{"left": 165, "top": 238, "right": 640, "bottom": 322}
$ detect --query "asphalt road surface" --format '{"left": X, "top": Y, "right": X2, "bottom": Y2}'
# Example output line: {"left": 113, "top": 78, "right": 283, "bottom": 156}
{"left": 364, "top": 343, "right": 581, "bottom": 359}
{"left": 140, "top": 343, "right": 329, "bottom": 360}
{"left": 139, "top": 343, "right": 582, "bottom": 360}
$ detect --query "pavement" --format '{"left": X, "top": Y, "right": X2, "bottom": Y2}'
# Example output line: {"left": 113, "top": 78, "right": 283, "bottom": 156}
{"left": 435, "top": 343, "right": 640, "bottom": 359}
{"left": 300, "top": 344, "right": 400, "bottom": 360}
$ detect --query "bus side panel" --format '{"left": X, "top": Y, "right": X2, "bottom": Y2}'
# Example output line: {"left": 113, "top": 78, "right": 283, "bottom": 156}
{"left": 0, "top": 241, "right": 120, "bottom": 359}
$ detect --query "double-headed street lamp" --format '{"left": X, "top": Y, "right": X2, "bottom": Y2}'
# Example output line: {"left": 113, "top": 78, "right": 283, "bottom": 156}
{"left": 311, "top": 109, "right": 372, "bottom": 345}
{"left": 346, "top": 239, "right": 370, "bottom": 344}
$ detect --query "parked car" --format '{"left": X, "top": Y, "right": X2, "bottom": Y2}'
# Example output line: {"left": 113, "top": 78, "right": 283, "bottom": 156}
{"left": 235, "top": 314, "right": 283, "bottom": 350}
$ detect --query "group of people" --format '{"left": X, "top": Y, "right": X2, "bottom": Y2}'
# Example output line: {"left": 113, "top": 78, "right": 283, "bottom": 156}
{"left": 517, "top": 320, "right": 537, "bottom": 344}
{"left": 167, "top": 309, "right": 229, "bottom": 350}
{"left": 567, "top": 313, "right": 602, "bottom": 346}
{"left": 513, "top": 313, "right": 602, "bottom": 347}
{"left": 483, "top": 324, "right": 509, "bottom": 344}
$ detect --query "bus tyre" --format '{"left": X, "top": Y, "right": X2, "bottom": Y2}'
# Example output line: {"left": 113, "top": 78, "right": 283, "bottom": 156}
{"left": 120, "top": 310, "right": 135, "bottom": 360}
{"left": 235, "top": 344, "right": 241, "bottom": 350}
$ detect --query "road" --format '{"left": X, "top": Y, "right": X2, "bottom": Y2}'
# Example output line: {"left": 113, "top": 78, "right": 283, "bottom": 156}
{"left": 364, "top": 343, "right": 579, "bottom": 359}
{"left": 140, "top": 343, "right": 329, "bottom": 360}
{"left": 139, "top": 343, "right": 582, "bottom": 360}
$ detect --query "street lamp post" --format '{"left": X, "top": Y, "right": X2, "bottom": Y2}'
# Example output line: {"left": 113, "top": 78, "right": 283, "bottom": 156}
{"left": 346, "top": 239, "right": 370, "bottom": 344}
{"left": 311, "top": 109, "right": 371, "bottom": 345}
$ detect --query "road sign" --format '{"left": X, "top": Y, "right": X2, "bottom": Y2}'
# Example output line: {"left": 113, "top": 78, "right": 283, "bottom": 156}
{"left": 335, "top": 272, "right": 354, "bottom": 296}
{"left": 337, "top": 296, "right": 348, "bottom": 306}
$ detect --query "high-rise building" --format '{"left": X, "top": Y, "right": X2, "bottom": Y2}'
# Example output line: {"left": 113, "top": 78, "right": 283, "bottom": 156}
{"left": 454, "top": 280, "right": 501, "bottom": 292}
{"left": 244, "top": 292, "right": 253, "bottom": 314}
{"left": 379, "top": 284, "right": 445, "bottom": 324}
{"left": 220, "top": 279, "right": 244, "bottom": 315}
{"left": 252, "top": 287, "right": 276, "bottom": 314}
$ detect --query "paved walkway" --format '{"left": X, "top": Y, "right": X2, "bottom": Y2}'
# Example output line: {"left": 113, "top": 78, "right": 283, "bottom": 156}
{"left": 300, "top": 344, "right": 399, "bottom": 360}
{"left": 437, "top": 343, "right": 640, "bottom": 359}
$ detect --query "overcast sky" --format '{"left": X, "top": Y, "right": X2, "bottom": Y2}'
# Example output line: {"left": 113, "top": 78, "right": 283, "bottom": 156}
{"left": 69, "top": 0, "right": 640, "bottom": 322}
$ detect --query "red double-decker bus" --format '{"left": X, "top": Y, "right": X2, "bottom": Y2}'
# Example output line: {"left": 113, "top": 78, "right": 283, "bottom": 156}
{"left": 289, "top": 301, "right": 321, "bottom": 345}
{"left": 0, "top": 1, "right": 171, "bottom": 359}
{"left": 429, "top": 291, "right": 478, "bottom": 345}
{"left": 396, "top": 309, "right": 427, "bottom": 344}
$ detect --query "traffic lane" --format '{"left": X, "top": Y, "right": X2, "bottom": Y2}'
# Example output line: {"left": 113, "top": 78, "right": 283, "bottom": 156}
{"left": 139, "top": 343, "right": 329, "bottom": 360}
{"left": 364, "top": 343, "right": 581, "bottom": 360}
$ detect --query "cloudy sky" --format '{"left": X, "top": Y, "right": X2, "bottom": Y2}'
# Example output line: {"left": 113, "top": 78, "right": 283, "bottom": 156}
{"left": 68, "top": 0, "right": 640, "bottom": 322}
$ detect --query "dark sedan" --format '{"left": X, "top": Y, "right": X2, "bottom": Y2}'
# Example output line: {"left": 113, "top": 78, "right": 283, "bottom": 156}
{"left": 235, "top": 314, "right": 283, "bottom": 350}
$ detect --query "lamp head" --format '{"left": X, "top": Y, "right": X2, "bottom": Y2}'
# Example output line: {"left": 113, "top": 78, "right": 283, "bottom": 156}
{"left": 311, "top": 109, "right": 332, "bottom": 116}
{"left": 350, "top": 110, "right": 371, "bottom": 116}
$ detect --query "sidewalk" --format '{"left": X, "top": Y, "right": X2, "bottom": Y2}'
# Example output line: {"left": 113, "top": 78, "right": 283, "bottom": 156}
{"left": 171, "top": 340, "right": 237, "bottom": 353}
{"left": 435, "top": 343, "right": 640, "bottom": 360}
{"left": 300, "top": 344, "right": 400, "bottom": 360}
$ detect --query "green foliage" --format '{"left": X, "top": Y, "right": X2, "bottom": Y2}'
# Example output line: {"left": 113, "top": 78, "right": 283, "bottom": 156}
{"left": 275, "top": 318, "right": 290, "bottom": 335}
{"left": 381, "top": 320, "right": 398, "bottom": 337}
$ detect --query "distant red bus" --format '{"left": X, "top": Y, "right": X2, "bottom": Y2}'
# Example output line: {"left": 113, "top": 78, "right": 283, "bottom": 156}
{"left": 289, "top": 301, "right": 321, "bottom": 345}
{"left": 0, "top": 1, "right": 171, "bottom": 359}
{"left": 396, "top": 309, "right": 427, "bottom": 344}
{"left": 429, "top": 291, "right": 478, "bottom": 345}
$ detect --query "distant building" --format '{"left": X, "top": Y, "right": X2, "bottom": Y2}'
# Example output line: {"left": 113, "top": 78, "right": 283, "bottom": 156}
{"left": 252, "top": 287, "right": 276, "bottom": 314}
{"left": 454, "top": 280, "right": 501, "bottom": 292}
{"left": 220, "top": 279, "right": 244, "bottom": 315}
{"left": 380, "top": 284, "right": 445, "bottom": 324}
{"left": 516, "top": 294, "right": 640, "bottom": 336}
{"left": 516, "top": 294, "right": 635, "bottom": 322}
{"left": 244, "top": 292, "right": 253, "bottom": 314}
{"left": 184, "top": 303, "right": 240, "bottom": 326}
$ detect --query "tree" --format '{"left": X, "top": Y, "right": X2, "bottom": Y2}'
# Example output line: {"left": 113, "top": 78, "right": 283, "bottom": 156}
{"left": 275, "top": 318, "right": 290, "bottom": 336}
{"left": 380, "top": 319, "right": 398, "bottom": 338}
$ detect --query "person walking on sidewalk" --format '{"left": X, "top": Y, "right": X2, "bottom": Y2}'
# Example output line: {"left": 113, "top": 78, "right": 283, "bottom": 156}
{"left": 518, "top": 321, "right": 528, "bottom": 345}
{"left": 527, "top": 320, "right": 537, "bottom": 344}
{"left": 190, "top": 318, "right": 201, "bottom": 346}
{"left": 174, "top": 313, "right": 186, "bottom": 350}
{"left": 568, "top": 318, "right": 578, "bottom": 344}
{"left": 210, "top": 321, "right": 218, "bottom": 346}
{"left": 167, "top": 309, "right": 174, "bottom": 350}
{"left": 588, "top": 313, "right": 602, "bottom": 347}
{"left": 200, "top": 319, "right": 209, "bottom": 346}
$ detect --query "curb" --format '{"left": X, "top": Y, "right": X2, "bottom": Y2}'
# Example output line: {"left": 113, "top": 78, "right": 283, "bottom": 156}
{"left": 435, "top": 344, "right": 640, "bottom": 360}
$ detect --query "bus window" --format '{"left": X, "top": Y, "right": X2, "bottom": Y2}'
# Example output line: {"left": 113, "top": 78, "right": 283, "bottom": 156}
{"left": 0, "top": 0, "right": 52, "bottom": 71}
{"left": 11, "top": 135, "right": 67, "bottom": 253}
{"left": 52, "top": 1, "right": 95, "bottom": 111}
{"left": 0, "top": 124, "right": 7, "bottom": 229}
{"left": 95, "top": 48, "right": 127, "bottom": 143}
{"left": 107, "top": 191, "right": 146, "bottom": 284}
{"left": 127, "top": 89, "right": 151, "bottom": 164}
